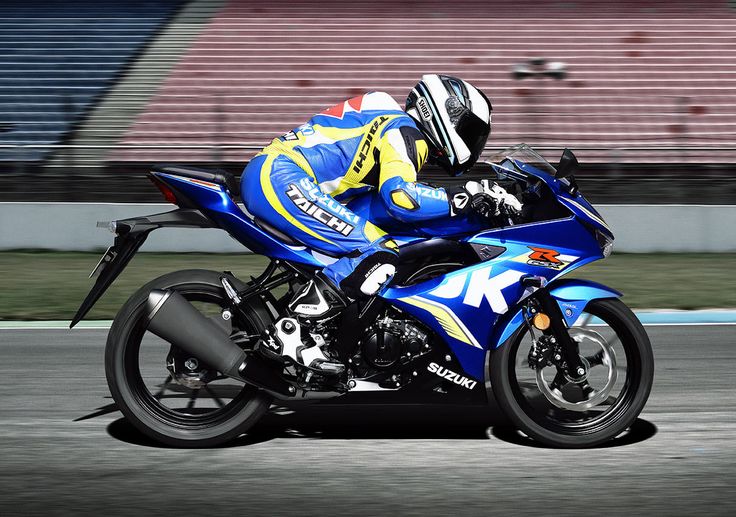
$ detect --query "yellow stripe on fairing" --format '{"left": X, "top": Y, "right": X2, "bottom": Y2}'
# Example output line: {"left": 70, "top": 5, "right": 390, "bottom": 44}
{"left": 399, "top": 296, "right": 481, "bottom": 348}
{"left": 259, "top": 154, "right": 334, "bottom": 245}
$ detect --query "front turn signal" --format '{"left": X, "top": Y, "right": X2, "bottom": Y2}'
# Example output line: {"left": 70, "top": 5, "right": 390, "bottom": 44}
{"left": 533, "top": 313, "right": 551, "bottom": 331}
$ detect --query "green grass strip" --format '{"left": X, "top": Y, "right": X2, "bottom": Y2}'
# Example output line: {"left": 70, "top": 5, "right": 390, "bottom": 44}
{"left": 0, "top": 251, "right": 733, "bottom": 320}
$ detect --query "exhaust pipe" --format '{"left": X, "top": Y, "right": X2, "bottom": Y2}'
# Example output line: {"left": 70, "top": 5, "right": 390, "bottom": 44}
{"left": 146, "top": 289, "right": 294, "bottom": 397}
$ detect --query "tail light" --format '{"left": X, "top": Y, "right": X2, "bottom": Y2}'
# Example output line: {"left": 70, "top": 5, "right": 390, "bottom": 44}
{"left": 149, "top": 176, "right": 178, "bottom": 204}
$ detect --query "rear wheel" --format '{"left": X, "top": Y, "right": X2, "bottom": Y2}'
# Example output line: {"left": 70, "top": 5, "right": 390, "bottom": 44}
{"left": 490, "top": 298, "right": 654, "bottom": 448}
{"left": 106, "top": 270, "right": 273, "bottom": 448}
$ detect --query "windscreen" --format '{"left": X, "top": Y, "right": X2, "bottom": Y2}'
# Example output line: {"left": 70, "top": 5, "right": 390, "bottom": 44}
{"left": 488, "top": 144, "right": 557, "bottom": 176}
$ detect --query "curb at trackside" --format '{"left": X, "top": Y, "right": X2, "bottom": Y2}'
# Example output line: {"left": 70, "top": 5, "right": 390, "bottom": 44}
{"left": 1, "top": 310, "right": 736, "bottom": 329}
{"left": 632, "top": 310, "right": 736, "bottom": 325}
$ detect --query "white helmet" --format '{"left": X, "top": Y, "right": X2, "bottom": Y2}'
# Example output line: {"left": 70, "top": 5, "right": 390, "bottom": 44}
{"left": 406, "top": 74, "right": 492, "bottom": 176}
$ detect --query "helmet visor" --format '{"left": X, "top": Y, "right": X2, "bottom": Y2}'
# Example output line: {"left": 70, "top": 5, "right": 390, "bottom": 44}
{"left": 455, "top": 111, "right": 490, "bottom": 163}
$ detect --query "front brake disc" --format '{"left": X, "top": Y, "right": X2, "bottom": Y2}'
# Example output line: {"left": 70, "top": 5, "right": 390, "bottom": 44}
{"left": 535, "top": 328, "right": 617, "bottom": 412}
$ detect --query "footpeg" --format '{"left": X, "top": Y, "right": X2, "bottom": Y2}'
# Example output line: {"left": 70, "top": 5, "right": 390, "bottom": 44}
{"left": 257, "top": 318, "right": 344, "bottom": 375}
{"left": 309, "top": 360, "right": 345, "bottom": 375}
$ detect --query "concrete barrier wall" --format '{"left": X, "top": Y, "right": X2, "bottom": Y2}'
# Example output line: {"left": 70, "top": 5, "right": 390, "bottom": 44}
{"left": 1, "top": 202, "right": 734, "bottom": 253}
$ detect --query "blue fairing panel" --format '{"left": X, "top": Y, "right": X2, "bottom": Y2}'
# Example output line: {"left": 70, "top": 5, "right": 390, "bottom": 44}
{"left": 491, "top": 278, "right": 622, "bottom": 349}
{"left": 380, "top": 216, "right": 606, "bottom": 381}
{"left": 548, "top": 278, "right": 622, "bottom": 326}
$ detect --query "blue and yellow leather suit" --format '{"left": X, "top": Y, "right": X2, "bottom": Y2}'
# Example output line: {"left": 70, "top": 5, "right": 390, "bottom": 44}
{"left": 241, "top": 91, "right": 452, "bottom": 297}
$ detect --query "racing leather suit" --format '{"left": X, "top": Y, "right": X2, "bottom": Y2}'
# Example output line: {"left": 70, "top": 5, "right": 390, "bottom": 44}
{"left": 241, "top": 91, "right": 454, "bottom": 298}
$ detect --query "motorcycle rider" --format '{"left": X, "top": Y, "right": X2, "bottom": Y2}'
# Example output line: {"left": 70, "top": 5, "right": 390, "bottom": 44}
{"left": 241, "top": 74, "right": 522, "bottom": 371}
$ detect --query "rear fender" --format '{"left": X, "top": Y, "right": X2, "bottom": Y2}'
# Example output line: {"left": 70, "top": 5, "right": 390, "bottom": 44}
{"left": 69, "top": 209, "right": 216, "bottom": 328}
{"left": 490, "top": 278, "right": 622, "bottom": 350}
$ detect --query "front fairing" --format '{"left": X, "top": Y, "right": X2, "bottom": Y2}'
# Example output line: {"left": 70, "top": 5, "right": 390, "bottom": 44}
{"left": 501, "top": 154, "right": 613, "bottom": 239}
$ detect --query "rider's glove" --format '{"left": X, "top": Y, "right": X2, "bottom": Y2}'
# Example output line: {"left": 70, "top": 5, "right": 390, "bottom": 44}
{"left": 485, "top": 180, "right": 523, "bottom": 218}
{"left": 448, "top": 180, "right": 522, "bottom": 219}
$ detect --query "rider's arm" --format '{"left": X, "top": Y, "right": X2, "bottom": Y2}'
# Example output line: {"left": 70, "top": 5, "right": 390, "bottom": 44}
{"left": 377, "top": 125, "right": 451, "bottom": 223}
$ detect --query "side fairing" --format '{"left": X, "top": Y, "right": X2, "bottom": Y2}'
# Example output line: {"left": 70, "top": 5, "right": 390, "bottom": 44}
{"left": 381, "top": 217, "right": 602, "bottom": 381}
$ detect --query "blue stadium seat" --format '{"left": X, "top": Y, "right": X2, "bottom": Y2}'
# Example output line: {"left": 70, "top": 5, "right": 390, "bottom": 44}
{"left": 0, "top": 0, "right": 184, "bottom": 161}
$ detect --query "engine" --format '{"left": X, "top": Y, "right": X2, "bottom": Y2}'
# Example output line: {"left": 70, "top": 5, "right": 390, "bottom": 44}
{"left": 356, "top": 315, "right": 431, "bottom": 372}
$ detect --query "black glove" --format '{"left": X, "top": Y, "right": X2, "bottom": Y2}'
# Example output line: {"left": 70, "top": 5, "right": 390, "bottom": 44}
{"left": 469, "top": 192, "right": 499, "bottom": 219}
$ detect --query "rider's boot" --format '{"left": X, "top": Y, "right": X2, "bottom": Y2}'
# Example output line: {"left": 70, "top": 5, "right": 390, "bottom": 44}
{"left": 258, "top": 273, "right": 348, "bottom": 375}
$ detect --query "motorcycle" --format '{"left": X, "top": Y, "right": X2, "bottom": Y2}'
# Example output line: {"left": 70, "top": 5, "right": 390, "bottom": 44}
{"left": 71, "top": 143, "right": 654, "bottom": 448}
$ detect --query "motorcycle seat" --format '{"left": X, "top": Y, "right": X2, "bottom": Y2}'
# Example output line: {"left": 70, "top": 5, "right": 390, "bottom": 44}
{"left": 152, "top": 164, "right": 239, "bottom": 195}
{"left": 253, "top": 217, "right": 303, "bottom": 247}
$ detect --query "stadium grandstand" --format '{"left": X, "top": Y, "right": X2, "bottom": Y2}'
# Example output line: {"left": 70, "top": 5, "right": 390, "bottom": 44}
{"left": 1, "top": 0, "right": 735, "bottom": 203}
{"left": 0, "top": 0, "right": 185, "bottom": 162}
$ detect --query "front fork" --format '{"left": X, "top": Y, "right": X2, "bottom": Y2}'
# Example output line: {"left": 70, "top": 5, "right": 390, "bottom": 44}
{"left": 526, "top": 287, "right": 587, "bottom": 382}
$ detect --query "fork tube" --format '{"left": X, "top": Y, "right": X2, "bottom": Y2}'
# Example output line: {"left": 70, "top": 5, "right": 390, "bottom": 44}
{"left": 534, "top": 288, "right": 586, "bottom": 380}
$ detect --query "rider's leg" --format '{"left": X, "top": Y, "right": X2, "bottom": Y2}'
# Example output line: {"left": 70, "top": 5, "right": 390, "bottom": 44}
{"left": 241, "top": 154, "right": 398, "bottom": 369}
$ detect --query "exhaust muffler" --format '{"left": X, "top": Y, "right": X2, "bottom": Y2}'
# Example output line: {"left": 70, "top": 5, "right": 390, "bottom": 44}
{"left": 146, "top": 289, "right": 294, "bottom": 397}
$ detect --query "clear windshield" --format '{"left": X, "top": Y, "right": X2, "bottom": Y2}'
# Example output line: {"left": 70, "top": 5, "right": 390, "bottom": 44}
{"left": 487, "top": 143, "right": 557, "bottom": 177}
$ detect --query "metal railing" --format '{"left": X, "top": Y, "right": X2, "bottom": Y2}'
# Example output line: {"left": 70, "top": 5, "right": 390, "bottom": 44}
{"left": 0, "top": 144, "right": 735, "bottom": 204}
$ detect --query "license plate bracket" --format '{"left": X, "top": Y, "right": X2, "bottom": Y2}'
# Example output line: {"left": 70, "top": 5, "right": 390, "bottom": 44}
{"left": 89, "top": 245, "right": 118, "bottom": 278}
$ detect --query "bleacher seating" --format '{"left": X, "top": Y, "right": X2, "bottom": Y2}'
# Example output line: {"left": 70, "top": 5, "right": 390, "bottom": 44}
{"left": 111, "top": 0, "right": 736, "bottom": 163}
{"left": 0, "top": 0, "right": 184, "bottom": 161}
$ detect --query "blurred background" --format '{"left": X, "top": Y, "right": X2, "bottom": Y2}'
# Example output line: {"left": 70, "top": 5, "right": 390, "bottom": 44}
{"left": 2, "top": 0, "right": 736, "bottom": 202}
{"left": 0, "top": 0, "right": 734, "bottom": 318}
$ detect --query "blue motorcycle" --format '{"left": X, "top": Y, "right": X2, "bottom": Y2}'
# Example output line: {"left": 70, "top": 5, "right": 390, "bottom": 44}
{"left": 72, "top": 144, "right": 654, "bottom": 448}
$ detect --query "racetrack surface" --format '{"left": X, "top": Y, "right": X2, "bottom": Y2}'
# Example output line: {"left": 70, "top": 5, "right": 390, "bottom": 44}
{"left": 0, "top": 325, "right": 734, "bottom": 516}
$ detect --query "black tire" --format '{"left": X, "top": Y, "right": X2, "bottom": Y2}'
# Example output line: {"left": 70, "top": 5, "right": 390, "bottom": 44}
{"left": 490, "top": 298, "right": 654, "bottom": 448}
{"left": 105, "top": 269, "right": 274, "bottom": 448}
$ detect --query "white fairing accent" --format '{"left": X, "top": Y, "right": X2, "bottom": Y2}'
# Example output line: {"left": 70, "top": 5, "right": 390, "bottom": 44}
{"left": 359, "top": 263, "right": 396, "bottom": 296}
{"left": 430, "top": 274, "right": 466, "bottom": 299}
{"left": 421, "top": 74, "right": 471, "bottom": 164}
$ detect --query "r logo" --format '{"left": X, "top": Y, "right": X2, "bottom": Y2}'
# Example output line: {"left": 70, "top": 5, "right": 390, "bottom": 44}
{"left": 528, "top": 247, "right": 562, "bottom": 264}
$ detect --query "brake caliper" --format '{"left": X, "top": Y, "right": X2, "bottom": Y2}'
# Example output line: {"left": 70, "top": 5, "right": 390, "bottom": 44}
{"left": 528, "top": 335, "right": 555, "bottom": 370}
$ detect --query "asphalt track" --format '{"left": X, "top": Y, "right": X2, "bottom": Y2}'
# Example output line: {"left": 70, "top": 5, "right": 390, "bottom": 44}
{"left": 0, "top": 325, "right": 734, "bottom": 516}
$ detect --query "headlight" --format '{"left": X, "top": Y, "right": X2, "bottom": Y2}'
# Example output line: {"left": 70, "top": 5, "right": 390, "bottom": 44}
{"left": 595, "top": 230, "right": 614, "bottom": 258}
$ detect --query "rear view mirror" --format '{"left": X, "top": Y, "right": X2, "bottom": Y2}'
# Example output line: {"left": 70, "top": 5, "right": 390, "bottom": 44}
{"left": 556, "top": 148, "right": 578, "bottom": 178}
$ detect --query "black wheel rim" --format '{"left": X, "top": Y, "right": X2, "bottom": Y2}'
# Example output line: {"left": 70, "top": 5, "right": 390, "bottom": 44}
{"left": 122, "top": 288, "right": 259, "bottom": 430}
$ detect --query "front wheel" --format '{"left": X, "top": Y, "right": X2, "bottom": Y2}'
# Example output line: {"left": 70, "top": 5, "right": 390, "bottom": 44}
{"left": 106, "top": 270, "right": 274, "bottom": 448}
{"left": 490, "top": 298, "right": 654, "bottom": 448}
